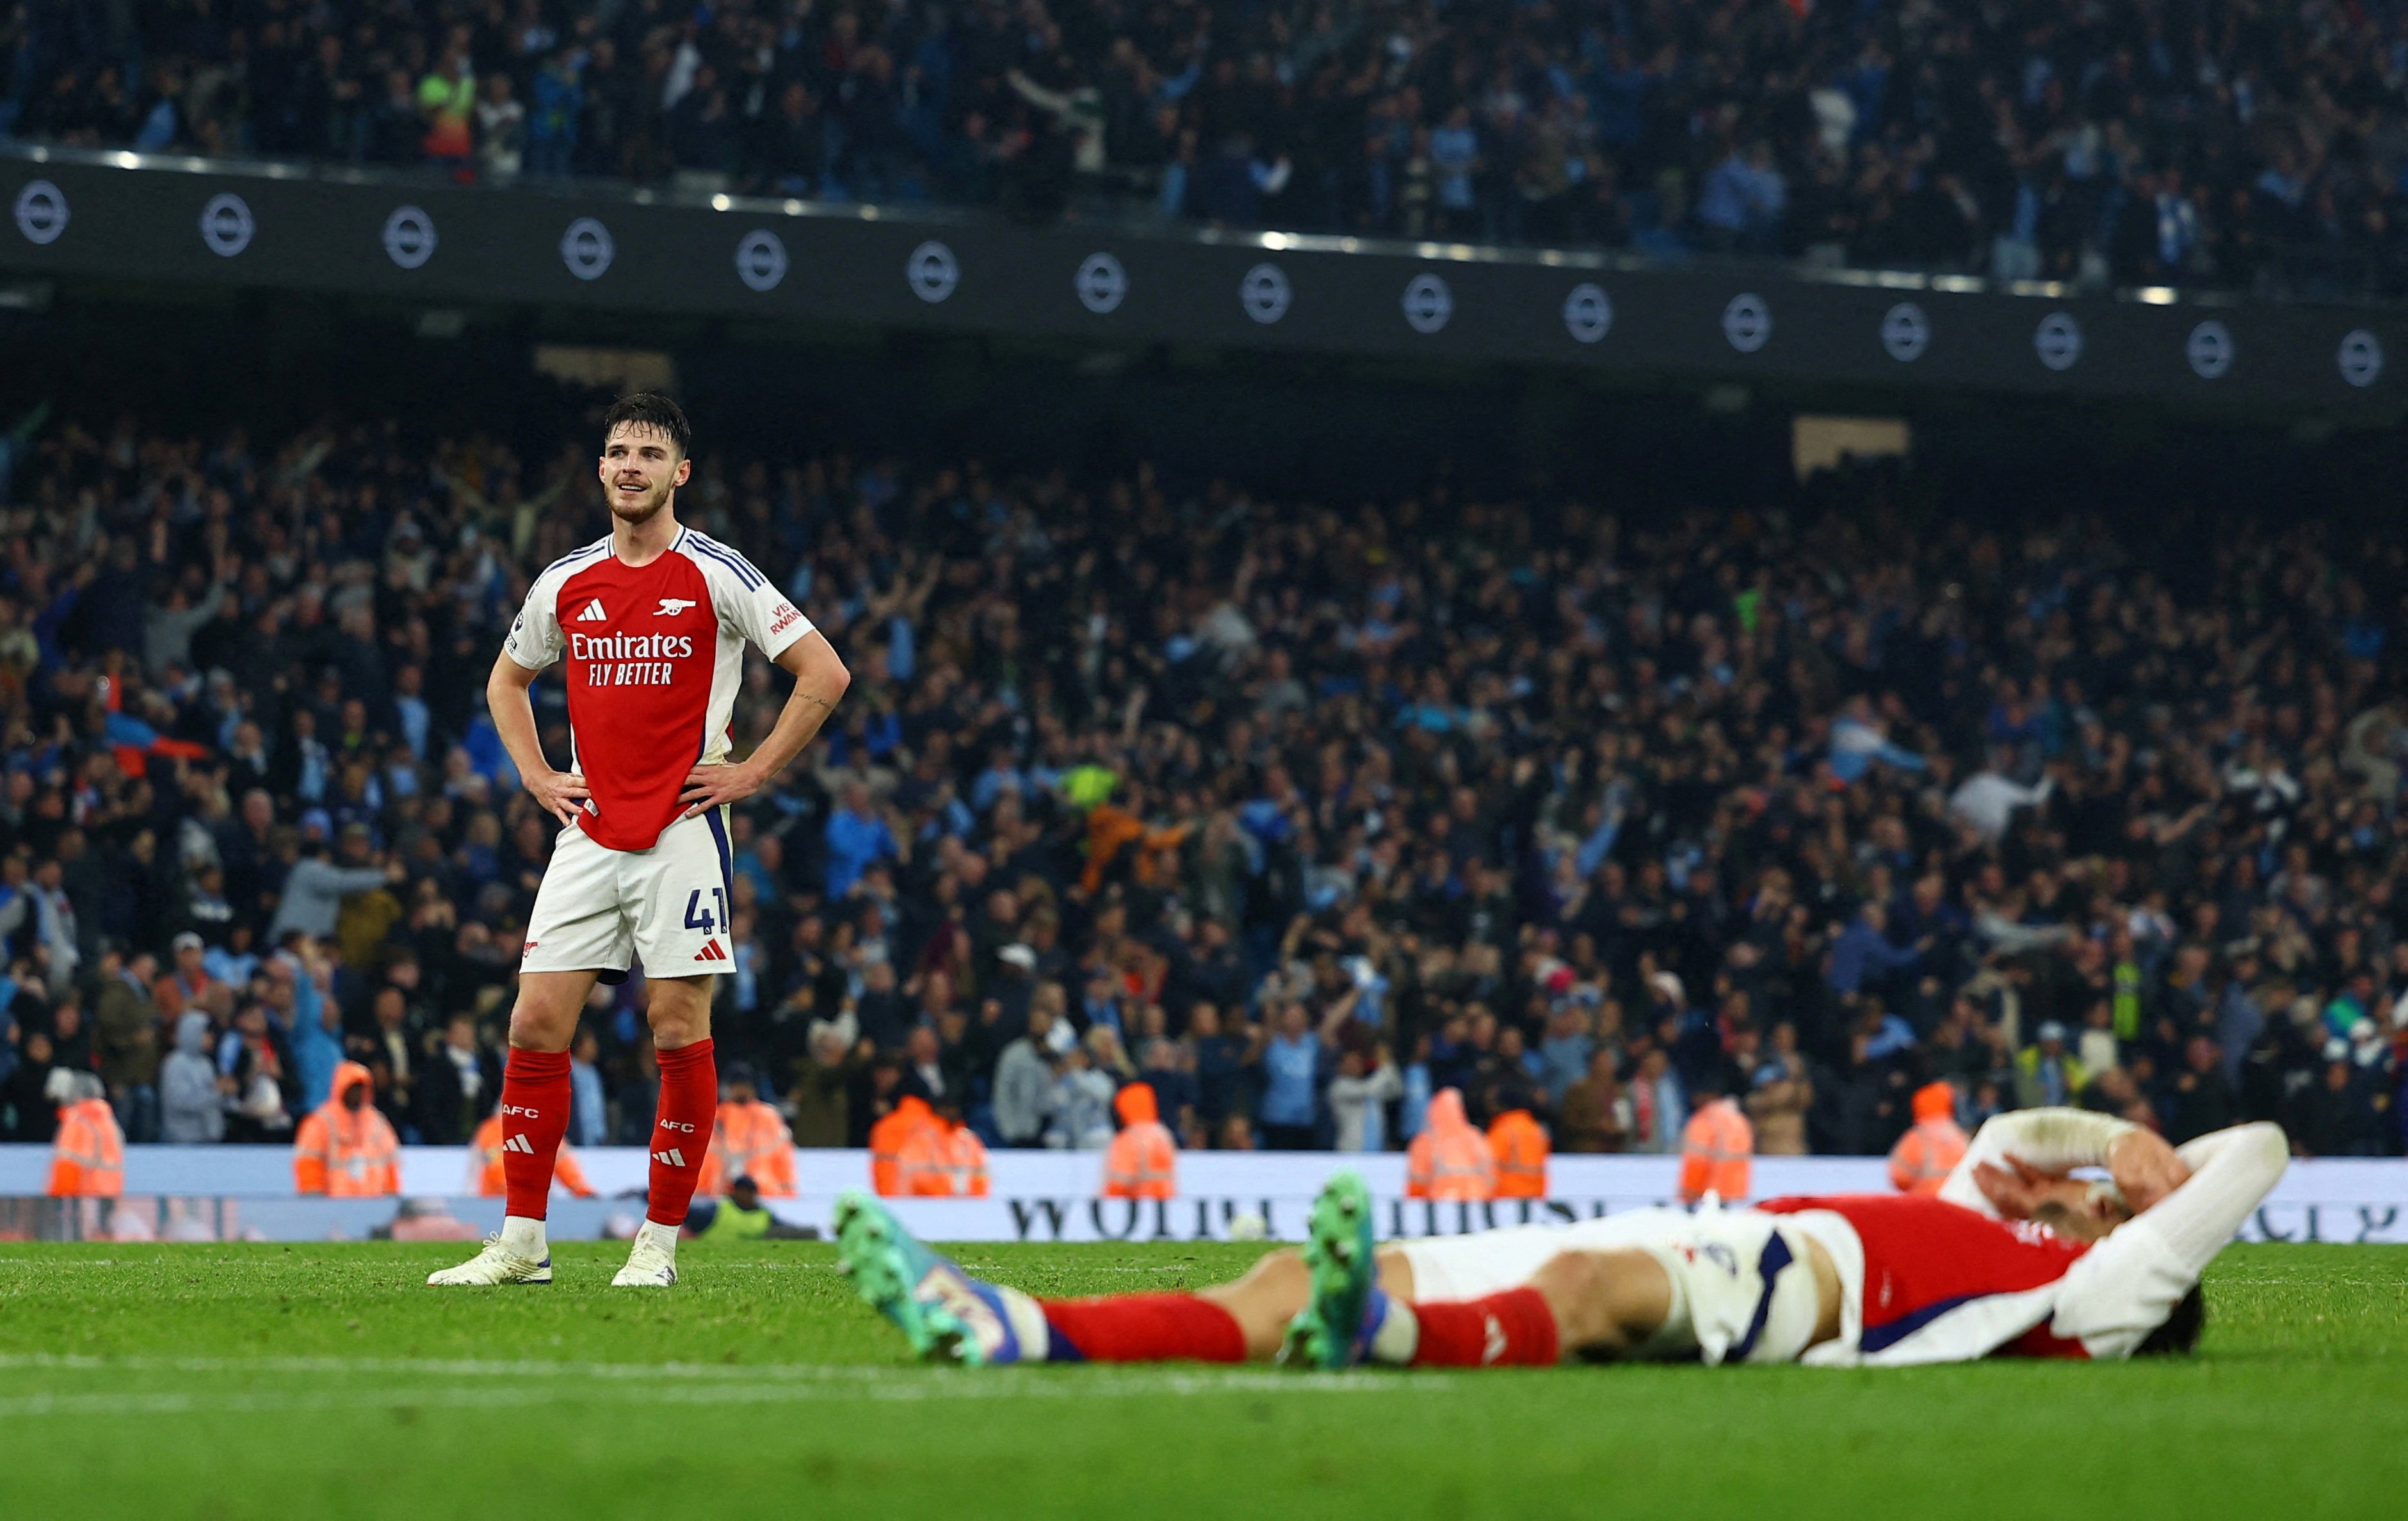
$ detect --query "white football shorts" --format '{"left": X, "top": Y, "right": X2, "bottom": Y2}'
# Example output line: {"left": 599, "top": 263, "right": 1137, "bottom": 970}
{"left": 519, "top": 805, "right": 737, "bottom": 983}
{"left": 1393, "top": 1204, "right": 1825, "bottom": 1365}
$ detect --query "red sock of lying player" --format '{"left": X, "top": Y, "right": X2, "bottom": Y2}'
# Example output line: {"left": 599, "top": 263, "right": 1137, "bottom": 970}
{"left": 1407, "top": 1289, "right": 1561, "bottom": 1367}
{"left": 647, "top": 1038, "right": 717, "bottom": 1227}
{"left": 498, "top": 1048, "right": 574, "bottom": 1220}
{"left": 1038, "top": 1294, "right": 1248, "bottom": 1364}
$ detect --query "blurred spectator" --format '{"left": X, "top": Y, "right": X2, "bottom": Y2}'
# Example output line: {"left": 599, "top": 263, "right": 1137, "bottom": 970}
{"left": 1556, "top": 1048, "right": 1629, "bottom": 1154}
{"left": 158, "top": 1011, "right": 226, "bottom": 1143}
{"left": 1327, "top": 1044, "right": 1402, "bottom": 1155}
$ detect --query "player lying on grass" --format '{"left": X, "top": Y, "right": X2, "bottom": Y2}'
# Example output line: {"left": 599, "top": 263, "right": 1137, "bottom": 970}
{"left": 835, "top": 1109, "right": 2286, "bottom": 1368}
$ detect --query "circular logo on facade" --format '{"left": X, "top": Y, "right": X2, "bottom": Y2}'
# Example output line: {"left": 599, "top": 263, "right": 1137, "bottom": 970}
{"left": 1076, "top": 252, "right": 1127, "bottom": 314}
{"left": 2034, "top": 311, "right": 2083, "bottom": 371}
{"left": 736, "top": 229, "right": 788, "bottom": 293}
{"left": 1402, "top": 273, "right": 1453, "bottom": 335}
{"left": 13, "top": 180, "right": 67, "bottom": 246}
{"left": 1563, "top": 283, "right": 1612, "bottom": 344}
{"left": 560, "top": 216, "right": 613, "bottom": 280}
{"left": 199, "top": 192, "right": 255, "bottom": 257}
{"left": 1241, "top": 262, "right": 1291, "bottom": 325}
{"left": 2185, "top": 319, "right": 2233, "bottom": 380}
{"left": 1881, "top": 302, "right": 1930, "bottom": 363}
{"left": 2339, "top": 329, "right": 2384, "bottom": 389}
{"left": 907, "top": 240, "right": 958, "bottom": 303}
{"left": 1722, "top": 293, "right": 1771, "bottom": 353}
{"left": 381, "top": 205, "right": 437, "bottom": 270}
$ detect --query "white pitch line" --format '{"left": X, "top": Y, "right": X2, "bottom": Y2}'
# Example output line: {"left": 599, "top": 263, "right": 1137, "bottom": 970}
{"left": 0, "top": 1351, "right": 1444, "bottom": 1413}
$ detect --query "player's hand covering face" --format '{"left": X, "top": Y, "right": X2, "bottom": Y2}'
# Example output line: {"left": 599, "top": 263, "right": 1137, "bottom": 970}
{"left": 1973, "top": 1156, "right": 2126, "bottom": 1234}
{"left": 599, "top": 424, "right": 691, "bottom": 523}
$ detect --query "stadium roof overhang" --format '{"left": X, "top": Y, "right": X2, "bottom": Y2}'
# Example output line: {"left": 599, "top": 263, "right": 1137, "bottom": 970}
{"left": 0, "top": 145, "right": 2396, "bottom": 422}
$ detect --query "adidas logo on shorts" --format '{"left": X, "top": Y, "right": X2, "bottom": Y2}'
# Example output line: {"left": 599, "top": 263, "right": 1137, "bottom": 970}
{"left": 576, "top": 599, "right": 608, "bottom": 622}
{"left": 693, "top": 940, "right": 729, "bottom": 963}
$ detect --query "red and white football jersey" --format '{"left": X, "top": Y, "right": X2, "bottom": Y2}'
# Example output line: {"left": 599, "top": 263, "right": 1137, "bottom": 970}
{"left": 1759, "top": 1193, "right": 2095, "bottom": 1362}
{"left": 503, "top": 527, "right": 814, "bottom": 851}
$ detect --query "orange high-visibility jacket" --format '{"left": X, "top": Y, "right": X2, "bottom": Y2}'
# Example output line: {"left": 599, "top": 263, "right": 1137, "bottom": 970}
{"left": 696, "top": 1098, "right": 798, "bottom": 1198}
{"left": 48, "top": 1098, "right": 125, "bottom": 1198}
{"left": 1406, "top": 1089, "right": 1496, "bottom": 1201}
{"left": 293, "top": 1061, "right": 401, "bottom": 1197}
{"left": 1677, "top": 1097, "right": 1754, "bottom": 1204}
{"left": 1487, "top": 1108, "right": 1551, "bottom": 1199}
{"left": 899, "top": 1121, "right": 990, "bottom": 1196}
{"left": 472, "top": 1112, "right": 594, "bottom": 1197}
{"left": 1103, "top": 1082, "right": 1178, "bottom": 1198}
{"left": 1889, "top": 1118, "right": 1971, "bottom": 1195}
{"left": 869, "top": 1095, "right": 937, "bottom": 1196}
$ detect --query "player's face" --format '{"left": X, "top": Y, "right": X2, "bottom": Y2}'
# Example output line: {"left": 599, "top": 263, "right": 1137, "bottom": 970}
{"left": 598, "top": 424, "right": 692, "bottom": 523}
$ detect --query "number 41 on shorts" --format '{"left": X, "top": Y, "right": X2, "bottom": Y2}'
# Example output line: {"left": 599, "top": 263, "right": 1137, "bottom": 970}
{"left": 684, "top": 887, "right": 730, "bottom": 933}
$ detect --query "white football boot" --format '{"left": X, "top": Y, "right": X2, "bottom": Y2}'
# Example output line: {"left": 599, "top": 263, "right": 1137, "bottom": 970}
{"left": 610, "top": 1220, "right": 681, "bottom": 1287}
{"left": 426, "top": 1234, "right": 552, "bottom": 1286}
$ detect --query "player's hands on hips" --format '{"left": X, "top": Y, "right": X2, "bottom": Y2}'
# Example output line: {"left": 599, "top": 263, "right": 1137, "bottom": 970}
{"left": 525, "top": 766, "right": 591, "bottom": 828}
{"left": 679, "top": 761, "right": 764, "bottom": 818}
{"left": 2106, "top": 1127, "right": 2192, "bottom": 1213}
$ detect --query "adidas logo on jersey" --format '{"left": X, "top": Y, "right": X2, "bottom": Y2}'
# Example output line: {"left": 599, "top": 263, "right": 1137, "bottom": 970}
{"left": 653, "top": 1148, "right": 686, "bottom": 1168}
{"left": 693, "top": 940, "right": 729, "bottom": 963}
{"left": 577, "top": 599, "right": 608, "bottom": 622}
{"left": 503, "top": 1134, "right": 536, "bottom": 1155}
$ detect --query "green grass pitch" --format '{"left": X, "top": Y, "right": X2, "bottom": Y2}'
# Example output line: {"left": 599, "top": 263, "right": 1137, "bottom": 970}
{"left": 3, "top": 1241, "right": 2404, "bottom": 1520}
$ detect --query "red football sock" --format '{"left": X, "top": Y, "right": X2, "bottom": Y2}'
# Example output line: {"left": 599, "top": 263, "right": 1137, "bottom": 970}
{"left": 647, "top": 1038, "right": 717, "bottom": 1228}
{"left": 1408, "top": 1289, "right": 1561, "bottom": 1367}
{"left": 1038, "top": 1294, "right": 1248, "bottom": 1364}
{"left": 499, "top": 1048, "right": 573, "bottom": 1221}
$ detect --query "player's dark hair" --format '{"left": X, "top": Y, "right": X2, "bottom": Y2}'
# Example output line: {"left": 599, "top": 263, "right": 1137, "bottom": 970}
{"left": 601, "top": 392, "right": 691, "bottom": 458}
{"left": 2134, "top": 1284, "right": 2206, "bottom": 1356}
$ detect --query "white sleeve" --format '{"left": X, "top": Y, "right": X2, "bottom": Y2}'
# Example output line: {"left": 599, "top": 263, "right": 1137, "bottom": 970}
{"left": 1937, "top": 1107, "right": 2138, "bottom": 1215}
{"left": 696, "top": 536, "right": 814, "bottom": 663}
{"left": 503, "top": 572, "right": 566, "bottom": 672}
{"left": 2049, "top": 1122, "right": 2288, "bottom": 1358}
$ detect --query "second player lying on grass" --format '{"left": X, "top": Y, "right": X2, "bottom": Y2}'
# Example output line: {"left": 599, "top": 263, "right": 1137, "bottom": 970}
{"left": 834, "top": 1109, "right": 2288, "bottom": 1367}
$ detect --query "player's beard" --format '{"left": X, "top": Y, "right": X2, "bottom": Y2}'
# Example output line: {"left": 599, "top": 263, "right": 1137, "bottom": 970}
{"left": 608, "top": 478, "right": 673, "bottom": 524}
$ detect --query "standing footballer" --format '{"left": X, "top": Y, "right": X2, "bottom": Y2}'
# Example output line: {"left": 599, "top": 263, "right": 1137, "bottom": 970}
{"left": 430, "top": 394, "right": 848, "bottom": 1288}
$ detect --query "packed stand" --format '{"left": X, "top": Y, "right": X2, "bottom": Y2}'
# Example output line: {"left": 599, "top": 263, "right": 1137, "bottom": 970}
{"left": 0, "top": 405, "right": 2403, "bottom": 1163}
{"left": 6, "top": 1, "right": 2407, "bottom": 296}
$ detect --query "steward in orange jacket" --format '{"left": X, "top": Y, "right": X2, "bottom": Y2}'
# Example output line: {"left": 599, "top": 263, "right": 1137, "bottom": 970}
{"left": 1406, "top": 1088, "right": 1496, "bottom": 1201}
{"left": 46, "top": 1070, "right": 124, "bottom": 1198}
{"left": 696, "top": 1065, "right": 797, "bottom": 1198}
{"left": 869, "top": 1093, "right": 937, "bottom": 1196}
{"left": 898, "top": 1100, "right": 990, "bottom": 1196}
{"left": 1888, "top": 1081, "right": 1969, "bottom": 1195}
{"left": 1677, "top": 1082, "right": 1754, "bottom": 1205}
{"left": 294, "top": 1060, "right": 400, "bottom": 1196}
{"left": 472, "top": 1111, "right": 594, "bottom": 1198}
{"left": 1488, "top": 1107, "right": 1550, "bottom": 1198}
{"left": 1103, "top": 1082, "right": 1177, "bottom": 1198}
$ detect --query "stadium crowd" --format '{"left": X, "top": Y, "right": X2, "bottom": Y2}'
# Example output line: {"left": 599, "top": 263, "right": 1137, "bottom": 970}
{"left": 4, "top": 1, "right": 2407, "bottom": 294}
{"left": 0, "top": 398, "right": 2401, "bottom": 1168}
